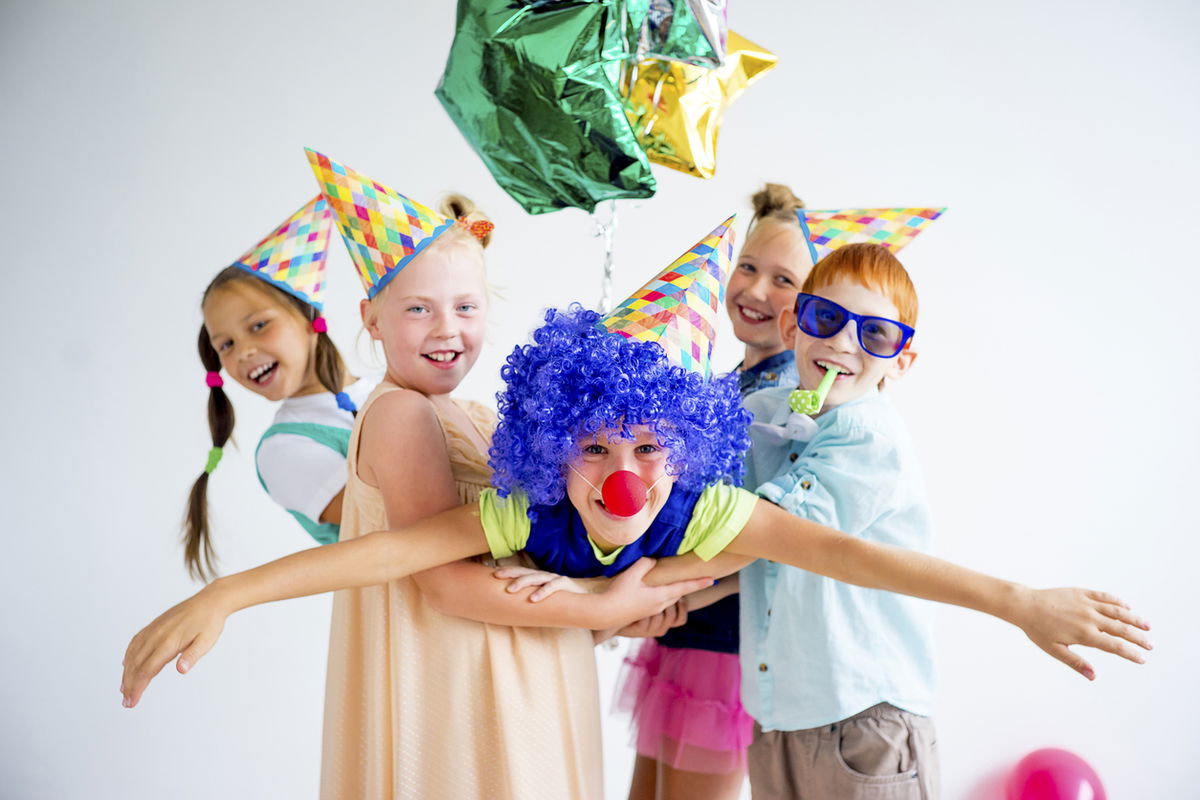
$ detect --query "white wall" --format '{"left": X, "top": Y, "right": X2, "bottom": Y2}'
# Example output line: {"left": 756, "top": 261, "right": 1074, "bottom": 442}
{"left": 3, "top": 1, "right": 1197, "bottom": 797}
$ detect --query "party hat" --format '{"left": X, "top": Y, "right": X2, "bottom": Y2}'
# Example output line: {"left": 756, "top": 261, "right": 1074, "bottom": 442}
{"left": 797, "top": 207, "right": 945, "bottom": 265}
{"left": 232, "top": 196, "right": 333, "bottom": 310}
{"left": 599, "top": 215, "right": 736, "bottom": 378}
{"left": 305, "top": 148, "right": 455, "bottom": 298}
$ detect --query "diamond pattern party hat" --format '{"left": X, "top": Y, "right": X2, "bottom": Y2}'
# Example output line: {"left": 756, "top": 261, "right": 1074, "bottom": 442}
{"left": 599, "top": 216, "right": 736, "bottom": 378}
{"left": 232, "top": 195, "right": 333, "bottom": 310}
{"left": 797, "top": 207, "right": 945, "bottom": 265}
{"left": 306, "top": 148, "right": 455, "bottom": 298}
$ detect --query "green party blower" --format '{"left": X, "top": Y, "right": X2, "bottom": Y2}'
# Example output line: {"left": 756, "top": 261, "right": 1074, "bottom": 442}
{"left": 788, "top": 366, "right": 840, "bottom": 416}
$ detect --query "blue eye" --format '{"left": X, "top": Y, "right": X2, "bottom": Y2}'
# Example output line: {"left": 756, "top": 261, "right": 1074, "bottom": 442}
{"left": 635, "top": 444, "right": 660, "bottom": 455}
{"left": 773, "top": 274, "right": 795, "bottom": 287}
{"left": 582, "top": 444, "right": 606, "bottom": 456}
{"left": 738, "top": 262, "right": 756, "bottom": 273}
{"left": 457, "top": 303, "right": 478, "bottom": 313}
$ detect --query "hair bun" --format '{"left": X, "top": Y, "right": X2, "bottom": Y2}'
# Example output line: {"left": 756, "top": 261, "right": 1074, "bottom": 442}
{"left": 750, "top": 183, "right": 805, "bottom": 221}
{"left": 439, "top": 192, "right": 493, "bottom": 248}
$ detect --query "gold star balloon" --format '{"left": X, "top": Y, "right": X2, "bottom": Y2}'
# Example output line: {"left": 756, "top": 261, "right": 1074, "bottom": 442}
{"left": 620, "top": 31, "right": 778, "bottom": 179}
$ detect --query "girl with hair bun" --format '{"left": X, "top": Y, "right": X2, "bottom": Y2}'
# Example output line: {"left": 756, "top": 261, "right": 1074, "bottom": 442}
{"left": 615, "top": 183, "right": 815, "bottom": 800}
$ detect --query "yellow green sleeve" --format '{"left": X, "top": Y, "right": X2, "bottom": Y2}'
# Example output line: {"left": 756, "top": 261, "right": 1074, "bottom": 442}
{"left": 477, "top": 489, "right": 532, "bottom": 559}
{"left": 679, "top": 484, "right": 759, "bottom": 561}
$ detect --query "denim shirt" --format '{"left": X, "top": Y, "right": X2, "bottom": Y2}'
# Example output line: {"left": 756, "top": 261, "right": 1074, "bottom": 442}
{"left": 736, "top": 350, "right": 799, "bottom": 395}
{"left": 739, "top": 387, "right": 937, "bottom": 730}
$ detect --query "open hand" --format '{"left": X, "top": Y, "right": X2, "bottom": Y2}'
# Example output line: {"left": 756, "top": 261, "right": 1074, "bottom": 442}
{"left": 120, "top": 587, "right": 232, "bottom": 708}
{"left": 1011, "top": 587, "right": 1152, "bottom": 680}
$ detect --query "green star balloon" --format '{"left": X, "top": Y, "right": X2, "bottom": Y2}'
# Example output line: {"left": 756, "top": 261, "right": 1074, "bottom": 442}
{"left": 436, "top": 0, "right": 657, "bottom": 215}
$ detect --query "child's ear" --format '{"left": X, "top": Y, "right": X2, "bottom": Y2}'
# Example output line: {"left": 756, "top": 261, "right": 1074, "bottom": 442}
{"left": 778, "top": 305, "right": 799, "bottom": 349}
{"left": 360, "top": 299, "right": 382, "bottom": 341}
{"left": 888, "top": 345, "right": 918, "bottom": 380}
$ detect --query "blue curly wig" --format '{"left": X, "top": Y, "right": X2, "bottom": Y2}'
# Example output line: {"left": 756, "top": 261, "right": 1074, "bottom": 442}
{"left": 489, "top": 305, "right": 752, "bottom": 505}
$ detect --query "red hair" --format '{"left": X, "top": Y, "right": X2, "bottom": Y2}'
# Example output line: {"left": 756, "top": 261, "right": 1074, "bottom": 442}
{"left": 800, "top": 243, "right": 918, "bottom": 328}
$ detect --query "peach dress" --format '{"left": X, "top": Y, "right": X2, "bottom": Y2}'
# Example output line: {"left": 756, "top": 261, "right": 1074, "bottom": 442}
{"left": 319, "top": 381, "right": 602, "bottom": 800}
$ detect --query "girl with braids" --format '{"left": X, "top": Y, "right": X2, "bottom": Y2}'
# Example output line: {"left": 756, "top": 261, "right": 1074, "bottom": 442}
{"left": 185, "top": 196, "right": 371, "bottom": 581}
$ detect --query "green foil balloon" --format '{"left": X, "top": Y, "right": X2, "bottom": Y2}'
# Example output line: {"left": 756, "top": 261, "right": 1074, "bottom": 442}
{"left": 436, "top": 0, "right": 657, "bottom": 215}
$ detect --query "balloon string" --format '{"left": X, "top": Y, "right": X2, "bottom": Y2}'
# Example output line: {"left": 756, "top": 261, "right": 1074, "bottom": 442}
{"left": 594, "top": 200, "right": 619, "bottom": 313}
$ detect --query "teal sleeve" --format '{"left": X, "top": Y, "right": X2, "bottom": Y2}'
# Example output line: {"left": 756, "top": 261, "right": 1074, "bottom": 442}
{"left": 477, "top": 489, "right": 532, "bottom": 559}
{"left": 678, "top": 484, "right": 760, "bottom": 561}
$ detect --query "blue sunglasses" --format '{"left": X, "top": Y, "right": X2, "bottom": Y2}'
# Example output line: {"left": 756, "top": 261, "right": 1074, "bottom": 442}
{"left": 793, "top": 293, "right": 915, "bottom": 359}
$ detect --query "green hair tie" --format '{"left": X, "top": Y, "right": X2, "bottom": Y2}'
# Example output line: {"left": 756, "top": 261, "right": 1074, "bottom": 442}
{"left": 204, "top": 446, "right": 224, "bottom": 475}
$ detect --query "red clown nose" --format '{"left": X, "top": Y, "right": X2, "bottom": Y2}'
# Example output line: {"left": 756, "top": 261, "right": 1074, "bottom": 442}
{"left": 601, "top": 470, "right": 648, "bottom": 517}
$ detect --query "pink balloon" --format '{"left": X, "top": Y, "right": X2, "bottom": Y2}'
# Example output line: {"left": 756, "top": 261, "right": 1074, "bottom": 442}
{"left": 601, "top": 470, "right": 647, "bottom": 517}
{"left": 1007, "top": 748, "right": 1106, "bottom": 800}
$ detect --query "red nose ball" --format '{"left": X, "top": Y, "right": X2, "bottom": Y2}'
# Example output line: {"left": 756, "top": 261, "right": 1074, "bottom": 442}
{"left": 601, "top": 470, "right": 647, "bottom": 517}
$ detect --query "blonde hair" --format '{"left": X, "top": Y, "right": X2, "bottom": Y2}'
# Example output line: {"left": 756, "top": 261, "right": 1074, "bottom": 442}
{"left": 746, "top": 182, "right": 805, "bottom": 240}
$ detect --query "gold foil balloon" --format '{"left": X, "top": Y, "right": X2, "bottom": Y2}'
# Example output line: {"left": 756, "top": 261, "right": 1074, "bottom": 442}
{"left": 620, "top": 31, "right": 778, "bottom": 179}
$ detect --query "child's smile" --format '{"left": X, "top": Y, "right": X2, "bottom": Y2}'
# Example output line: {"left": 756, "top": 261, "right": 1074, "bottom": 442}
{"left": 784, "top": 280, "right": 916, "bottom": 411}
{"left": 364, "top": 239, "right": 488, "bottom": 397}
{"left": 565, "top": 426, "right": 676, "bottom": 552}
{"left": 203, "top": 280, "right": 322, "bottom": 402}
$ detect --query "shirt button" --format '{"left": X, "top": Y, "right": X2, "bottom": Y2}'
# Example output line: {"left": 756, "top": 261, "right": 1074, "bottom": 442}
{"left": 789, "top": 453, "right": 799, "bottom": 462}
{"left": 764, "top": 372, "right": 777, "bottom": 381}
{"left": 767, "top": 608, "right": 772, "bottom": 616}
{"left": 758, "top": 663, "right": 769, "bottom": 672}
{"left": 800, "top": 480, "right": 812, "bottom": 490}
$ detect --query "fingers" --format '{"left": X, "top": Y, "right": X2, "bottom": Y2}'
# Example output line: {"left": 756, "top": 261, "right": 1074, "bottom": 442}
{"left": 624, "top": 557, "right": 657, "bottom": 581}
{"left": 529, "top": 576, "right": 579, "bottom": 602}
{"left": 504, "top": 572, "right": 557, "bottom": 594}
{"left": 1088, "top": 623, "right": 1149, "bottom": 664}
{"left": 1047, "top": 642, "right": 1096, "bottom": 681}
{"left": 1095, "top": 615, "right": 1153, "bottom": 652}
{"left": 1085, "top": 589, "right": 1128, "bottom": 610}
{"left": 664, "top": 576, "right": 714, "bottom": 599}
{"left": 492, "top": 566, "right": 538, "bottom": 580}
{"left": 177, "top": 629, "right": 219, "bottom": 675}
{"left": 121, "top": 638, "right": 179, "bottom": 707}
{"left": 1093, "top": 599, "right": 1152, "bottom": 633}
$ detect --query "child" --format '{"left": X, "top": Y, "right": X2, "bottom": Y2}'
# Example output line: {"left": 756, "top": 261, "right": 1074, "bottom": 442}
{"left": 301, "top": 149, "right": 715, "bottom": 800}
{"left": 738, "top": 241, "right": 1029, "bottom": 798}
{"left": 616, "top": 191, "right": 947, "bottom": 799}
{"left": 726, "top": 183, "right": 810, "bottom": 394}
{"left": 122, "top": 220, "right": 1149, "bottom": 792}
{"left": 186, "top": 196, "right": 371, "bottom": 579}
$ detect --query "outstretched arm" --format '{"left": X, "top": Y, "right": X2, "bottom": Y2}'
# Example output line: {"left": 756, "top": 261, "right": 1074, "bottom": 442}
{"left": 121, "top": 503, "right": 489, "bottom": 708}
{"left": 725, "top": 499, "right": 1153, "bottom": 679}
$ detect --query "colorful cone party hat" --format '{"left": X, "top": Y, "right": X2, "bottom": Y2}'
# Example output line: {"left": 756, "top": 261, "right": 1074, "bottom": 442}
{"left": 232, "top": 195, "right": 333, "bottom": 310}
{"left": 599, "top": 216, "right": 736, "bottom": 378}
{"left": 306, "top": 148, "right": 455, "bottom": 298}
{"left": 797, "top": 207, "right": 945, "bottom": 265}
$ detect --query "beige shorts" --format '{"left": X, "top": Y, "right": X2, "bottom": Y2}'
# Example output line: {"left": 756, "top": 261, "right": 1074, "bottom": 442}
{"left": 747, "top": 703, "right": 939, "bottom": 799}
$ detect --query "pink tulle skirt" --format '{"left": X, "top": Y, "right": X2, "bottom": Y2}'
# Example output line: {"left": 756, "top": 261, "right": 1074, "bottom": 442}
{"left": 614, "top": 639, "right": 754, "bottom": 774}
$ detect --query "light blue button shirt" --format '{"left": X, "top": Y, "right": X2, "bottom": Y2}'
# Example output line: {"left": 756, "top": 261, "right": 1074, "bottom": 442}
{"left": 739, "top": 387, "right": 937, "bottom": 731}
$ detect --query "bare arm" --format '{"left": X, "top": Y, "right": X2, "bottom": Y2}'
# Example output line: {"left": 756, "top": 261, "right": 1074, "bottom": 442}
{"left": 419, "top": 558, "right": 712, "bottom": 629}
{"left": 641, "top": 549, "right": 754, "bottom": 588}
{"left": 724, "top": 499, "right": 1153, "bottom": 678}
{"left": 120, "top": 505, "right": 490, "bottom": 707}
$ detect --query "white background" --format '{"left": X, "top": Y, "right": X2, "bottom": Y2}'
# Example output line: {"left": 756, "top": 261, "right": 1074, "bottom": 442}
{"left": 3, "top": 1, "right": 1197, "bottom": 797}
